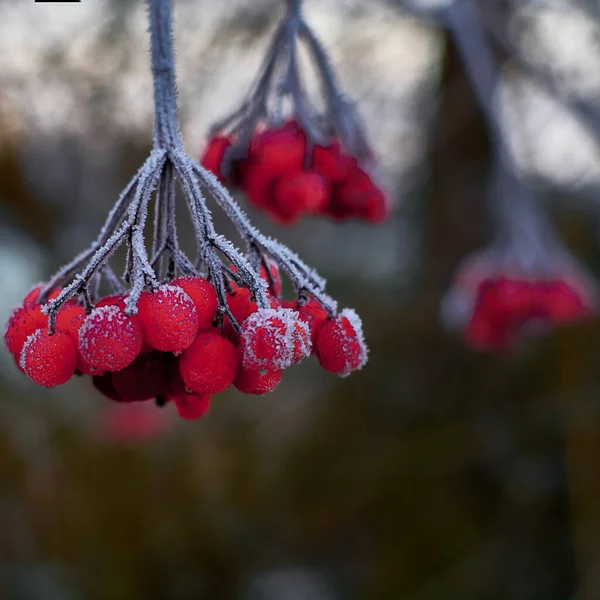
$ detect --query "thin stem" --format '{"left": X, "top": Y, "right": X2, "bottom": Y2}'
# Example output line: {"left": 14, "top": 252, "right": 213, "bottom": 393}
{"left": 148, "top": 0, "right": 181, "bottom": 148}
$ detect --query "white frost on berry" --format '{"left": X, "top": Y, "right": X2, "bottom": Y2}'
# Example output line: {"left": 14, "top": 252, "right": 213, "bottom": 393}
{"left": 19, "top": 328, "right": 45, "bottom": 372}
{"left": 338, "top": 308, "right": 368, "bottom": 376}
{"left": 78, "top": 305, "right": 123, "bottom": 354}
{"left": 240, "top": 307, "right": 311, "bottom": 371}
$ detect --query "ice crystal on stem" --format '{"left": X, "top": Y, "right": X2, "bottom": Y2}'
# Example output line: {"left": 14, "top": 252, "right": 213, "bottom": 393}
{"left": 3, "top": 0, "right": 369, "bottom": 418}
{"left": 441, "top": 0, "right": 598, "bottom": 351}
{"left": 200, "top": 0, "right": 390, "bottom": 225}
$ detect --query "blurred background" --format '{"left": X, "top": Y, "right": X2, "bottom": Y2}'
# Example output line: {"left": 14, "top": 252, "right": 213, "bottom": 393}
{"left": 2, "top": 0, "right": 600, "bottom": 598}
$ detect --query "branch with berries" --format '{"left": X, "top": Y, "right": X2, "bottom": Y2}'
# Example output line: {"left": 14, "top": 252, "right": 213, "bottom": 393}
{"left": 200, "top": 0, "right": 390, "bottom": 226}
{"left": 3, "top": 0, "right": 368, "bottom": 420}
{"left": 440, "top": 0, "right": 597, "bottom": 351}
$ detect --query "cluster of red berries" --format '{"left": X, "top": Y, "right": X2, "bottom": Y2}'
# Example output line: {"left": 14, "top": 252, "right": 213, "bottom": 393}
{"left": 5, "top": 267, "right": 367, "bottom": 420}
{"left": 461, "top": 275, "right": 593, "bottom": 350}
{"left": 201, "top": 120, "right": 389, "bottom": 225}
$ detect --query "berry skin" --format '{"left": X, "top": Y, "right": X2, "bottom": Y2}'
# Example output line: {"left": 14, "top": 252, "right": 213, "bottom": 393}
{"left": 63, "top": 312, "right": 96, "bottom": 375}
{"left": 172, "top": 276, "right": 219, "bottom": 331}
{"left": 536, "top": 280, "right": 588, "bottom": 324}
{"left": 273, "top": 170, "right": 331, "bottom": 220}
{"left": 23, "top": 285, "right": 62, "bottom": 304}
{"left": 242, "top": 163, "right": 277, "bottom": 210}
{"left": 200, "top": 136, "right": 232, "bottom": 182}
{"left": 239, "top": 308, "right": 312, "bottom": 371}
{"left": 170, "top": 393, "right": 211, "bottom": 420}
{"left": 312, "top": 141, "right": 356, "bottom": 184}
{"left": 93, "top": 372, "right": 124, "bottom": 402}
{"left": 297, "top": 298, "right": 329, "bottom": 343}
{"left": 234, "top": 366, "right": 282, "bottom": 395}
{"left": 260, "top": 262, "right": 281, "bottom": 297}
{"left": 55, "top": 304, "right": 86, "bottom": 333}
{"left": 4, "top": 304, "right": 47, "bottom": 365}
{"left": 20, "top": 329, "right": 77, "bottom": 388}
{"left": 179, "top": 331, "right": 238, "bottom": 395}
{"left": 137, "top": 285, "right": 199, "bottom": 353}
{"left": 111, "top": 352, "right": 168, "bottom": 402}
{"left": 79, "top": 305, "right": 143, "bottom": 372}
{"left": 314, "top": 308, "right": 368, "bottom": 376}
{"left": 248, "top": 121, "right": 306, "bottom": 177}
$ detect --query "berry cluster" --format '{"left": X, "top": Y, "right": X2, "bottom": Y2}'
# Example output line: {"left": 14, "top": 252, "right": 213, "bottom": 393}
{"left": 6, "top": 268, "right": 367, "bottom": 419}
{"left": 2, "top": 0, "right": 369, "bottom": 423}
{"left": 201, "top": 0, "right": 389, "bottom": 225}
{"left": 443, "top": 252, "right": 597, "bottom": 351}
{"left": 202, "top": 121, "right": 388, "bottom": 225}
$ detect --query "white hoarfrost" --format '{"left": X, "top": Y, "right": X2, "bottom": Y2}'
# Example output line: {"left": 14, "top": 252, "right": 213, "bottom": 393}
{"left": 240, "top": 308, "right": 312, "bottom": 371}
{"left": 338, "top": 308, "right": 368, "bottom": 376}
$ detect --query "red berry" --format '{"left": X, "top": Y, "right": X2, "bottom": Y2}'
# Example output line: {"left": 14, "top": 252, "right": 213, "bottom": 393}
{"left": 234, "top": 366, "right": 282, "bottom": 395}
{"left": 223, "top": 287, "right": 259, "bottom": 344}
{"left": 273, "top": 170, "right": 330, "bottom": 220}
{"left": 260, "top": 262, "right": 282, "bottom": 297}
{"left": 536, "top": 280, "right": 588, "bottom": 324}
{"left": 4, "top": 303, "right": 47, "bottom": 365}
{"left": 63, "top": 312, "right": 96, "bottom": 375}
{"left": 200, "top": 136, "right": 232, "bottom": 182}
{"left": 79, "top": 305, "right": 143, "bottom": 372}
{"left": 312, "top": 141, "right": 356, "bottom": 183}
{"left": 297, "top": 298, "right": 329, "bottom": 343}
{"left": 111, "top": 352, "right": 168, "bottom": 402}
{"left": 242, "top": 163, "right": 277, "bottom": 209}
{"left": 248, "top": 122, "right": 306, "bottom": 176}
{"left": 171, "top": 393, "right": 211, "bottom": 420}
{"left": 137, "top": 285, "right": 198, "bottom": 352}
{"left": 314, "top": 308, "right": 368, "bottom": 376}
{"left": 239, "top": 308, "right": 312, "bottom": 371}
{"left": 55, "top": 304, "right": 86, "bottom": 333}
{"left": 20, "top": 329, "right": 77, "bottom": 387}
{"left": 23, "top": 285, "right": 62, "bottom": 304}
{"left": 179, "top": 331, "right": 238, "bottom": 395}
{"left": 172, "top": 276, "right": 218, "bottom": 331}
{"left": 464, "top": 308, "right": 512, "bottom": 351}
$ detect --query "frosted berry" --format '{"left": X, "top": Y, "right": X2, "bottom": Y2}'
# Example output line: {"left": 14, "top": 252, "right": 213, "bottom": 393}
{"left": 297, "top": 298, "right": 329, "bottom": 343}
{"left": 79, "top": 305, "right": 143, "bottom": 372}
{"left": 137, "top": 285, "right": 198, "bottom": 352}
{"left": 239, "top": 308, "right": 312, "bottom": 371}
{"left": 172, "top": 276, "right": 218, "bottom": 331}
{"left": 4, "top": 304, "right": 47, "bottom": 364}
{"left": 64, "top": 312, "right": 96, "bottom": 375}
{"left": 55, "top": 304, "right": 86, "bottom": 333}
{"left": 273, "top": 170, "right": 330, "bottom": 220}
{"left": 20, "top": 329, "right": 77, "bottom": 387}
{"left": 179, "top": 331, "right": 238, "bottom": 395}
{"left": 234, "top": 366, "right": 282, "bottom": 395}
{"left": 200, "top": 135, "right": 232, "bottom": 182}
{"left": 171, "top": 393, "right": 211, "bottom": 420}
{"left": 314, "top": 308, "right": 368, "bottom": 376}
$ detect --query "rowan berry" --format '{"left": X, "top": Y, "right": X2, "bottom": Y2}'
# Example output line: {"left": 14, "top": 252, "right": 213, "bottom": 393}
{"left": 179, "top": 331, "right": 238, "bottom": 394}
{"left": 20, "top": 329, "right": 77, "bottom": 387}
{"left": 79, "top": 305, "right": 143, "bottom": 372}
{"left": 239, "top": 308, "right": 311, "bottom": 371}
{"left": 234, "top": 365, "right": 282, "bottom": 395}
{"left": 170, "top": 393, "right": 211, "bottom": 420}
{"left": 314, "top": 309, "right": 368, "bottom": 376}
{"left": 172, "top": 276, "right": 218, "bottom": 331}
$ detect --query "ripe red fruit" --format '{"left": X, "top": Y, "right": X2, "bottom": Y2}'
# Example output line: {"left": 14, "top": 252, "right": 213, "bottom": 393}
{"left": 111, "top": 352, "right": 168, "bottom": 402}
{"left": 172, "top": 276, "right": 218, "bottom": 331}
{"left": 312, "top": 141, "right": 356, "bottom": 183}
{"left": 260, "top": 262, "right": 281, "bottom": 297}
{"left": 64, "top": 313, "right": 96, "bottom": 375}
{"left": 314, "top": 308, "right": 368, "bottom": 376}
{"left": 179, "top": 331, "right": 238, "bottom": 394}
{"left": 536, "top": 280, "right": 588, "bottom": 324}
{"left": 23, "top": 285, "right": 62, "bottom": 304}
{"left": 20, "top": 329, "right": 77, "bottom": 387}
{"left": 4, "top": 304, "right": 47, "bottom": 365}
{"left": 200, "top": 135, "right": 232, "bottom": 182}
{"left": 273, "top": 170, "right": 331, "bottom": 219}
{"left": 170, "top": 393, "right": 211, "bottom": 420}
{"left": 242, "top": 163, "right": 277, "bottom": 210}
{"left": 234, "top": 366, "right": 282, "bottom": 395}
{"left": 93, "top": 372, "right": 124, "bottom": 402}
{"left": 55, "top": 304, "right": 86, "bottom": 333}
{"left": 297, "top": 298, "right": 329, "bottom": 343}
{"left": 79, "top": 305, "right": 143, "bottom": 372}
{"left": 137, "top": 285, "right": 199, "bottom": 352}
{"left": 248, "top": 122, "right": 306, "bottom": 176}
{"left": 239, "top": 308, "right": 312, "bottom": 371}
